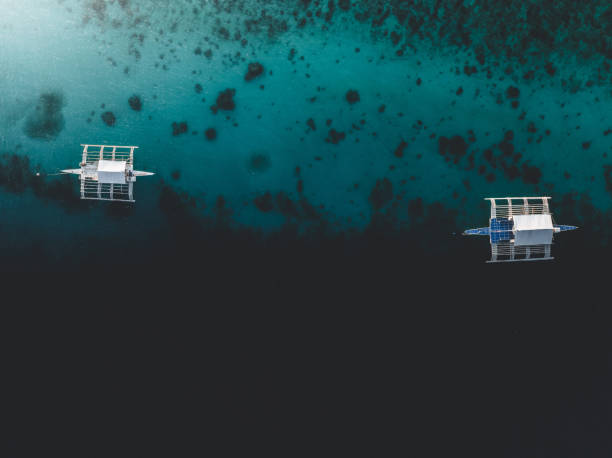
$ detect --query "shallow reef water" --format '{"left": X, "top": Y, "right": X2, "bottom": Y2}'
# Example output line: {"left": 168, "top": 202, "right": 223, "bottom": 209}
{"left": 0, "top": 0, "right": 611, "bottom": 277}
{"left": 2, "top": 4, "right": 612, "bottom": 456}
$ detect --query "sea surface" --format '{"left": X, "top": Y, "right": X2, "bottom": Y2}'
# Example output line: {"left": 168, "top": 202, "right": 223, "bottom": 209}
{"left": 2, "top": 0, "right": 611, "bottom": 273}
{"left": 2, "top": 2, "right": 612, "bottom": 456}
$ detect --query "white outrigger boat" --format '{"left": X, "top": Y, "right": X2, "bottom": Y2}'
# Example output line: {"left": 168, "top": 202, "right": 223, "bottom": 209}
{"left": 62, "top": 144, "right": 154, "bottom": 202}
{"left": 463, "top": 196, "right": 577, "bottom": 263}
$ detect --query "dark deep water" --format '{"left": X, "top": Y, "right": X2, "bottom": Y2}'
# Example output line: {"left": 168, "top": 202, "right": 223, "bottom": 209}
{"left": 1, "top": 1, "right": 611, "bottom": 456}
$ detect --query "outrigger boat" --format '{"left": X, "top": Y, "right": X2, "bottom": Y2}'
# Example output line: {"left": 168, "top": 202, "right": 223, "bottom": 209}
{"left": 463, "top": 196, "right": 577, "bottom": 263}
{"left": 62, "top": 144, "right": 154, "bottom": 203}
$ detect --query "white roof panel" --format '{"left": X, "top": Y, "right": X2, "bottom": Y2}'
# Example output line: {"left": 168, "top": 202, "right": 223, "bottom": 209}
{"left": 97, "top": 160, "right": 126, "bottom": 184}
{"left": 513, "top": 214, "right": 553, "bottom": 230}
{"left": 98, "top": 160, "right": 126, "bottom": 172}
{"left": 513, "top": 214, "right": 553, "bottom": 246}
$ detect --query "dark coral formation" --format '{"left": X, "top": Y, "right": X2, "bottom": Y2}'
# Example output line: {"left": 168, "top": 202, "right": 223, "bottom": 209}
{"left": 369, "top": 178, "right": 393, "bottom": 211}
{"left": 521, "top": 163, "right": 542, "bottom": 184}
{"left": 435, "top": 128, "right": 545, "bottom": 187}
{"left": 345, "top": 89, "right": 360, "bottom": 104}
{"left": 172, "top": 121, "right": 188, "bottom": 136}
{"left": 205, "top": 128, "right": 217, "bottom": 141}
{"left": 0, "top": 152, "right": 80, "bottom": 210}
{"left": 325, "top": 129, "right": 346, "bottom": 144}
{"left": 101, "top": 111, "right": 116, "bottom": 126}
{"left": 128, "top": 95, "right": 142, "bottom": 111}
{"left": 0, "top": 153, "right": 31, "bottom": 193}
{"left": 244, "top": 13, "right": 288, "bottom": 39}
{"left": 247, "top": 152, "right": 271, "bottom": 174}
{"left": 605, "top": 166, "right": 612, "bottom": 196}
{"left": 24, "top": 92, "right": 65, "bottom": 140}
{"left": 245, "top": 62, "right": 264, "bottom": 81}
{"left": 438, "top": 135, "right": 468, "bottom": 164}
{"left": 408, "top": 197, "right": 424, "bottom": 218}
{"left": 506, "top": 86, "right": 520, "bottom": 99}
{"left": 394, "top": 140, "right": 408, "bottom": 158}
{"left": 306, "top": 118, "right": 316, "bottom": 131}
{"left": 254, "top": 192, "right": 274, "bottom": 212}
{"left": 90, "top": 0, "right": 106, "bottom": 21}
{"left": 252, "top": 189, "right": 319, "bottom": 221}
{"left": 210, "top": 88, "right": 236, "bottom": 114}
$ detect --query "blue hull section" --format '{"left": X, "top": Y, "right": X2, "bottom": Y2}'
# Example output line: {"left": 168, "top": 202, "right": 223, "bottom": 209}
{"left": 554, "top": 225, "right": 578, "bottom": 232}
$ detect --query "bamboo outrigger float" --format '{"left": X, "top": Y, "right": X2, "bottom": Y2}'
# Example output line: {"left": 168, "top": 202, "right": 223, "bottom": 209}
{"left": 61, "top": 144, "right": 154, "bottom": 203}
{"left": 463, "top": 197, "right": 577, "bottom": 263}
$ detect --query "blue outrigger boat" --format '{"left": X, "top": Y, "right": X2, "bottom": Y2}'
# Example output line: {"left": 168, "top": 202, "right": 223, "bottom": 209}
{"left": 463, "top": 196, "right": 577, "bottom": 263}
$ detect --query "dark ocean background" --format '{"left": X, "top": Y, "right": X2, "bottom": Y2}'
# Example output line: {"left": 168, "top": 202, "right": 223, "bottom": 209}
{"left": 1, "top": 1, "right": 611, "bottom": 457}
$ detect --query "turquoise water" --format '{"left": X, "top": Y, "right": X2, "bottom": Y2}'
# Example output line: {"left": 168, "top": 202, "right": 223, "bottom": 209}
{"left": 4, "top": 4, "right": 612, "bottom": 456}
{"left": 0, "top": 0, "right": 610, "bottom": 269}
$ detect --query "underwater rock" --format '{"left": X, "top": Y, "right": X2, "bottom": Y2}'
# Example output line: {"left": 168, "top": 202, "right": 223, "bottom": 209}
{"left": 438, "top": 135, "right": 468, "bottom": 164}
{"left": 605, "top": 166, "right": 612, "bottom": 196}
{"left": 521, "top": 163, "right": 542, "bottom": 184}
{"left": 211, "top": 88, "right": 236, "bottom": 114}
{"left": 91, "top": 0, "right": 106, "bottom": 21}
{"left": 172, "top": 122, "right": 188, "bottom": 136}
{"left": 506, "top": 86, "right": 520, "bottom": 98}
{"left": 205, "top": 128, "right": 217, "bottom": 141}
{"left": 101, "top": 111, "right": 116, "bottom": 126}
{"left": 408, "top": 197, "right": 424, "bottom": 218}
{"left": 128, "top": 95, "right": 142, "bottom": 111}
{"left": 247, "top": 152, "right": 271, "bottom": 174}
{"left": 394, "top": 140, "right": 408, "bottom": 158}
{"left": 390, "top": 31, "right": 401, "bottom": 46}
{"left": 306, "top": 118, "right": 316, "bottom": 131}
{"left": 245, "top": 62, "right": 264, "bottom": 81}
{"left": 275, "top": 191, "right": 299, "bottom": 218}
{"left": 498, "top": 133, "right": 514, "bottom": 156}
{"left": 338, "top": 0, "right": 350, "bottom": 11}
{"left": 345, "top": 89, "right": 360, "bottom": 104}
{"left": 325, "top": 129, "right": 346, "bottom": 144}
{"left": 195, "top": 83, "right": 203, "bottom": 94}
{"left": 244, "top": 13, "right": 288, "bottom": 39}
{"left": 254, "top": 192, "right": 274, "bottom": 212}
{"left": 0, "top": 153, "right": 30, "bottom": 193}
{"left": 369, "top": 178, "right": 393, "bottom": 211}
{"left": 0, "top": 153, "right": 82, "bottom": 211}
{"left": 24, "top": 92, "right": 65, "bottom": 140}
{"left": 527, "top": 122, "right": 537, "bottom": 133}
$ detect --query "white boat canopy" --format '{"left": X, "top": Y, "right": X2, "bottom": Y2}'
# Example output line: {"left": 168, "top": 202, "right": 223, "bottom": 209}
{"left": 97, "top": 160, "right": 127, "bottom": 184}
{"left": 463, "top": 196, "right": 578, "bottom": 263}
{"left": 512, "top": 214, "right": 553, "bottom": 246}
{"left": 61, "top": 144, "right": 154, "bottom": 202}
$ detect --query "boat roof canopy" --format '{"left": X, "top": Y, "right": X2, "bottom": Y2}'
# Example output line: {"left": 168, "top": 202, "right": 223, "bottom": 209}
{"left": 513, "top": 214, "right": 553, "bottom": 246}
{"left": 97, "top": 160, "right": 126, "bottom": 184}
